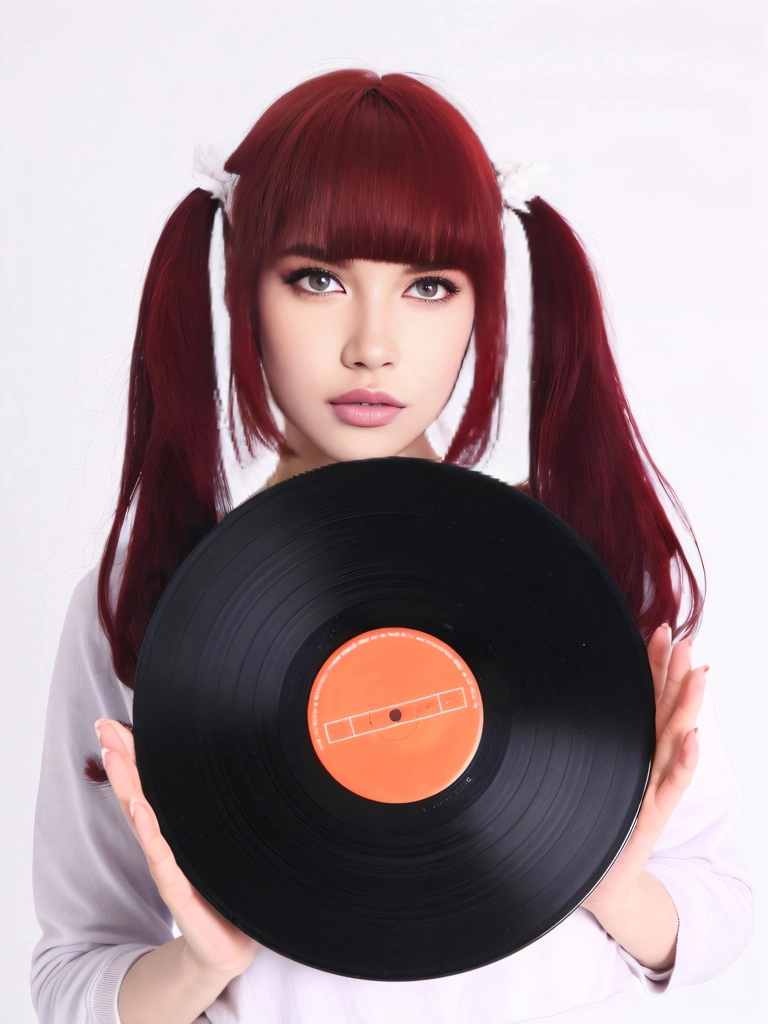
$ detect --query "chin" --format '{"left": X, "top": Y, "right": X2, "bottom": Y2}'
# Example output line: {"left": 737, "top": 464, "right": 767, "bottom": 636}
{"left": 308, "top": 430, "right": 417, "bottom": 465}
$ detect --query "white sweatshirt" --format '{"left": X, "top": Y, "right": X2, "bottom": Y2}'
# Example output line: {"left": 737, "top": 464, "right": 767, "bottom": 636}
{"left": 30, "top": 554, "right": 753, "bottom": 1023}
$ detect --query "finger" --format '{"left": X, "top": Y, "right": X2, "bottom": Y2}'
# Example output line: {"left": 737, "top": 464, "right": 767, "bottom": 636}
{"left": 95, "top": 718, "right": 135, "bottom": 763}
{"left": 96, "top": 730, "right": 241, "bottom": 959}
{"left": 100, "top": 748, "right": 154, "bottom": 859}
{"left": 129, "top": 797, "right": 251, "bottom": 967}
{"left": 98, "top": 727, "right": 147, "bottom": 834}
{"left": 101, "top": 742, "right": 142, "bottom": 816}
{"left": 99, "top": 740, "right": 200, "bottom": 926}
{"left": 653, "top": 728, "right": 700, "bottom": 822}
{"left": 111, "top": 720, "right": 136, "bottom": 761}
{"left": 655, "top": 637, "right": 693, "bottom": 732}
{"left": 650, "top": 666, "right": 707, "bottom": 786}
{"left": 100, "top": 746, "right": 201, "bottom": 925}
{"left": 646, "top": 624, "right": 673, "bottom": 707}
{"left": 129, "top": 798, "right": 198, "bottom": 919}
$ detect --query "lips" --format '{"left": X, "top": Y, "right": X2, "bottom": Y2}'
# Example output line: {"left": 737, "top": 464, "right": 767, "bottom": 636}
{"left": 329, "top": 389, "right": 405, "bottom": 407}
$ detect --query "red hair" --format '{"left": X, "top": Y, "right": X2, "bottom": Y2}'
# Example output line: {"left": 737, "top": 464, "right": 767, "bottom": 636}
{"left": 87, "top": 68, "right": 703, "bottom": 784}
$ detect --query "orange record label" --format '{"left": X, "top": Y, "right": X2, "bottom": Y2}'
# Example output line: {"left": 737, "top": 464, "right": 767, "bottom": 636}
{"left": 307, "top": 627, "right": 483, "bottom": 803}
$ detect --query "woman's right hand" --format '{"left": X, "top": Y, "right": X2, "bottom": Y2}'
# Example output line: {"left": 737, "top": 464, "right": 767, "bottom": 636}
{"left": 95, "top": 718, "right": 262, "bottom": 980}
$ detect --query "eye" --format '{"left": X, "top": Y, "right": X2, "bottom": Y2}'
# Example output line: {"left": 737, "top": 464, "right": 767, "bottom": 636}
{"left": 283, "top": 266, "right": 345, "bottom": 296}
{"left": 405, "top": 277, "right": 460, "bottom": 304}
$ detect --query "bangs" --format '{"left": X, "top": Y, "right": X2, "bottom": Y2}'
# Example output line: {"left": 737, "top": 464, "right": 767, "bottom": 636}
{"left": 266, "top": 85, "right": 497, "bottom": 271}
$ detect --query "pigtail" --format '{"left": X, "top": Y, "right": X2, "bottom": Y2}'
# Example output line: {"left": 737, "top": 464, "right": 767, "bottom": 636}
{"left": 515, "top": 197, "right": 704, "bottom": 643}
{"left": 96, "top": 188, "right": 233, "bottom": 693}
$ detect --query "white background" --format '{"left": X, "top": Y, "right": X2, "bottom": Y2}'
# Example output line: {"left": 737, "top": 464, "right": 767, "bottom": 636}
{"left": 2, "top": 1, "right": 765, "bottom": 1020}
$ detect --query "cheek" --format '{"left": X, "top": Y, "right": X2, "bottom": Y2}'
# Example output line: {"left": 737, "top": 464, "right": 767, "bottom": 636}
{"left": 261, "top": 338, "right": 320, "bottom": 411}
{"left": 257, "top": 290, "right": 325, "bottom": 401}
{"left": 413, "top": 307, "right": 474, "bottom": 396}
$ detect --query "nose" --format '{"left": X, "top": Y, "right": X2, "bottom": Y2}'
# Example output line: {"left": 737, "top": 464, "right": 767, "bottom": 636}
{"left": 340, "top": 301, "right": 400, "bottom": 371}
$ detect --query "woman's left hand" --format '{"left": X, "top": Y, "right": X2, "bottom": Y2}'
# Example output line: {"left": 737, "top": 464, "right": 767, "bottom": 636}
{"left": 581, "top": 624, "right": 708, "bottom": 915}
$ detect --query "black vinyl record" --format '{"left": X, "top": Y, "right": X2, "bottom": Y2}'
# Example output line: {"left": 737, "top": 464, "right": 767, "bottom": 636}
{"left": 132, "top": 457, "right": 655, "bottom": 981}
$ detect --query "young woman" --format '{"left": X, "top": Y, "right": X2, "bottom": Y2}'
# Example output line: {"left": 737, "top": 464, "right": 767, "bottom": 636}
{"left": 30, "top": 68, "right": 753, "bottom": 1024}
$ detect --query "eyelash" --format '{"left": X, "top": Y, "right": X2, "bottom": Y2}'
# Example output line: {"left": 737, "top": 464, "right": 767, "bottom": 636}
{"left": 282, "top": 265, "right": 460, "bottom": 304}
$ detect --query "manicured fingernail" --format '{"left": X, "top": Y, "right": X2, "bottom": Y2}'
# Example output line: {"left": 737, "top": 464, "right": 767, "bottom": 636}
{"left": 129, "top": 798, "right": 154, "bottom": 842}
{"left": 101, "top": 747, "right": 111, "bottom": 761}
{"left": 94, "top": 718, "right": 106, "bottom": 741}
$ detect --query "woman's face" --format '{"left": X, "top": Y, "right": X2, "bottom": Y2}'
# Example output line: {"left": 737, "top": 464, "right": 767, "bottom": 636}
{"left": 256, "top": 251, "right": 475, "bottom": 468}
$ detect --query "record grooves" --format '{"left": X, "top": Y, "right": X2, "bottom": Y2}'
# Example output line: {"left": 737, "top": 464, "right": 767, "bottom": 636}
{"left": 133, "top": 456, "right": 655, "bottom": 981}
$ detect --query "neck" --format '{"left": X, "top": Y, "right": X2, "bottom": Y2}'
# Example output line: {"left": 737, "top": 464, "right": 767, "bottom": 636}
{"left": 261, "top": 422, "right": 443, "bottom": 491}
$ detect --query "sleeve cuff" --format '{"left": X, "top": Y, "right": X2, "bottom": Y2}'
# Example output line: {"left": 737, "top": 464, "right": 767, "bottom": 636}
{"left": 616, "top": 944, "right": 675, "bottom": 993}
{"left": 89, "top": 944, "right": 157, "bottom": 1024}
{"left": 617, "top": 860, "right": 713, "bottom": 994}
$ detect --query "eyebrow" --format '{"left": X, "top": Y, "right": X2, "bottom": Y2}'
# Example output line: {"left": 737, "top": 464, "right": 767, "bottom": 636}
{"left": 276, "top": 245, "right": 456, "bottom": 275}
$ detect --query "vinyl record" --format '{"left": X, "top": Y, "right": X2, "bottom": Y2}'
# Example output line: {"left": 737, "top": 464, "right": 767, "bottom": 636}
{"left": 132, "top": 456, "right": 655, "bottom": 981}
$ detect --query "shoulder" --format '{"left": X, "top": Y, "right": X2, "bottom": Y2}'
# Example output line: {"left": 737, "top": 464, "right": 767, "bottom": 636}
{"left": 56, "top": 539, "right": 130, "bottom": 686}
{"left": 64, "top": 539, "right": 127, "bottom": 627}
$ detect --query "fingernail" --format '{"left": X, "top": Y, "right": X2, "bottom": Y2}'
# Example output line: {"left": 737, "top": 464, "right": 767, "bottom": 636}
{"left": 704, "top": 665, "right": 710, "bottom": 673}
{"left": 695, "top": 727, "right": 699, "bottom": 734}
{"left": 94, "top": 718, "right": 106, "bottom": 742}
{"left": 688, "top": 637, "right": 693, "bottom": 646}
{"left": 129, "top": 798, "right": 154, "bottom": 842}
{"left": 661, "top": 623, "right": 671, "bottom": 642}
{"left": 101, "top": 747, "right": 111, "bottom": 761}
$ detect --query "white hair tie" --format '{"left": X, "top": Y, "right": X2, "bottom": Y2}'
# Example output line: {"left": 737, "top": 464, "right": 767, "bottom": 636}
{"left": 496, "top": 159, "right": 554, "bottom": 214}
{"left": 191, "top": 143, "right": 238, "bottom": 219}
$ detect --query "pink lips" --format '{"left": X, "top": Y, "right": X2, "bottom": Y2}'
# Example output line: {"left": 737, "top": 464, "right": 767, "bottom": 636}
{"left": 330, "top": 389, "right": 404, "bottom": 407}
{"left": 329, "top": 389, "right": 405, "bottom": 427}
